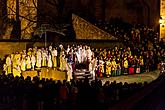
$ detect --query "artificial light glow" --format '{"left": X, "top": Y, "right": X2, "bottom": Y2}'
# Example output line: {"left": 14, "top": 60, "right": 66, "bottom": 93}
{"left": 159, "top": 19, "right": 165, "bottom": 24}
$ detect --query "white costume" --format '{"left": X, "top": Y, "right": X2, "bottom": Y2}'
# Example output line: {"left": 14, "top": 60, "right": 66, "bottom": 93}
{"left": 82, "top": 48, "right": 87, "bottom": 62}
{"left": 52, "top": 49, "right": 57, "bottom": 68}
{"left": 59, "top": 51, "right": 65, "bottom": 71}
{"left": 6, "top": 56, "right": 12, "bottom": 74}
{"left": 3, "top": 64, "right": 7, "bottom": 75}
{"left": 36, "top": 50, "right": 42, "bottom": 68}
{"left": 21, "top": 58, "right": 26, "bottom": 71}
{"left": 76, "top": 51, "right": 81, "bottom": 63}
{"left": 78, "top": 47, "right": 82, "bottom": 63}
{"left": 42, "top": 51, "right": 48, "bottom": 67}
{"left": 66, "top": 46, "right": 70, "bottom": 55}
{"left": 66, "top": 63, "right": 73, "bottom": 81}
{"left": 48, "top": 54, "right": 53, "bottom": 68}
{"left": 86, "top": 48, "right": 92, "bottom": 62}
{"left": 13, "top": 64, "right": 21, "bottom": 77}
{"left": 31, "top": 55, "right": 36, "bottom": 70}
{"left": 26, "top": 56, "right": 31, "bottom": 70}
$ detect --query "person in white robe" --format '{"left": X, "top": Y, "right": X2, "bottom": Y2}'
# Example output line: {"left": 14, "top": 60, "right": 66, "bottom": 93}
{"left": 27, "top": 48, "right": 32, "bottom": 56}
{"left": 21, "top": 57, "right": 26, "bottom": 72}
{"left": 36, "top": 49, "right": 42, "bottom": 68}
{"left": 3, "top": 64, "right": 7, "bottom": 75}
{"left": 26, "top": 55, "right": 31, "bottom": 70}
{"left": 52, "top": 48, "right": 57, "bottom": 68}
{"left": 86, "top": 47, "right": 92, "bottom": 62}
{"left": 42, "top": 50, "right": 48, "bottom": 67}
{"left": 77, "top": 46, "right": 82, "bottom": 63}
{"left": 14, "top": 52, "right": 21, "bottom": 66}
{"left": 91, "top": 57, "right": 97, "bottom": 80}
{"left": 6, "top": 55, "right": 12, "bottom": 74}
{"left": 75, "top": 51, "right": 81, "bottom": 63}
{"left": 81, "top": 46, "right": 87, "bottom": 62}
{"left": 66, "top": 45, "right": 70, "bottom": 55}
{"left": 49, "top": 45, "right": 52, "bottom": 52}
{"left": 66, "top": 62, "right": 73, "bottom": 81}
{"left": 31, "top": 54, "right": 36, "bottom": 70}
{"left": 13, "top": 64, "right": 21, "bottom": 77}
{"left": 47, "top": 53, "right": 53, "bottom": 68}
{"left": 59, "top": 51, "right": 65, "bottom": 71}
{"left": 10, "top": 53, "right": 14, "bottom": 64}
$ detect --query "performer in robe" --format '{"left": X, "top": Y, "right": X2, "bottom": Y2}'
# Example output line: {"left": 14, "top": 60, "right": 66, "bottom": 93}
{"left": 42, "top": 50, "right": 48, "bottom": 67}
{"left": 100, "top": 64, "right": 104, "bottom": 78}
{"left": 77, "top": 45, "right": 82, "bottom": 63}
{"left": 10, "top": 53, "right": 15, "bottom": 63}
{"left": 36, "top": 49, "right": 42, "bottom": 68}
{"left": 75, "top": 50, "right": 81, "bottom": 64}
{"left": 81, "top": 46, "right": 87, "bottom": 63}
{"left": 86, "top": 46, "right": 92, "bottom": 62}
{"left": 6, "top": 55, "right": 12, "bottom": 74}
{"left": 66, "top": 61, "right": 73, "bottom": 82}
{"left": 106, "top": 59, "right": 111, "bottom": 78}
{"left": 22, "top": 50, "right": 26, "bottom": 59}
{"left": 66, "top": 45, "right": 70, "bottom": 55}
{"left": 135, "top": 58, "right": 141, "bottom": 74}
{"left": 111, "top": 58, "right": 117, "bottom": 77}
{"left": 139, "top": 56, "right": 144, "bottom": 73}
{"left": 90, "top": 57, "right": 97, "bottom": 80}
{"left": 59, "top": 51, "right": 65, "bottom": 71}
{"left": 72, "top": 51, "right": 77, "bottom": 72}
{"left": 47, "top": 53, "right": 53, "bottom": 68}
{"left": 97, "top": 58, "right": 104, "bottom": 78}
{"left": 3, "top": 64, "right": 7, "bottom": 75}
{"left": 13, "top": 64, "right": 21, "bottom": 77}
{"left": 31, "top": 53, "right": 36, "bottom": 70}
{"left": 27, "top": 48, "right": 32, "bottom": 56}
{"left": 14, "top": 52, "right": 21, "bottom": 66}
{"left": 26, "top": 55, "right": 31, "bottom": 70}
{"left": 52, "top": 47, "right": 58, "bottom": 69}
{"left": 116, "top": 61, "right": 121, "bottom": 76}
{"left": 49, "top": 45, "right": 52, "bottom": 52}
{"left": 123, "top": 57, "right": 129, "bottom": 74}
{"left": 21, "top": 57, "right": 26, "bottom": 72}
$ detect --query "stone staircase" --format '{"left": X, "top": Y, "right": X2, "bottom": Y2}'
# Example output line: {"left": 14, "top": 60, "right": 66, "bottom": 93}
{"left": 74, "top": 69, "right": 94, "bottom": 81}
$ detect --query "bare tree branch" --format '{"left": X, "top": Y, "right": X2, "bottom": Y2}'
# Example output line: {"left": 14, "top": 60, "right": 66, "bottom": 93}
{"left": 7, "top": 6, "right": 37, "bottom": 23}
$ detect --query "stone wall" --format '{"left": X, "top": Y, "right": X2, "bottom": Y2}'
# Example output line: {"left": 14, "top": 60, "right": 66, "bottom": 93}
{"left": 0, "top": 42, "right": 47, "bottom": 60}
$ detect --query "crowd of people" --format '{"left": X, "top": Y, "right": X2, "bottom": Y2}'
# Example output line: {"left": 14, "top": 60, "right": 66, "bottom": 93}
{"left": 3, "top": 44, "right": 95, "bottom": 81}
{"left": 92, "top": 18, "right": 160, "bottom": 48}
{"left": 0, "top": 17, "right": 165, "bottom": 110}
{"left": 3, "top": 41, "right": 165, "bottom": 81}
{"left": 0, "top": 73, "right": 151, "bottom": 110}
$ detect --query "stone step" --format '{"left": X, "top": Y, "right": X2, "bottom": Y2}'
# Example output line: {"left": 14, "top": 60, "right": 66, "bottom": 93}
{"left": 75, "top": 75, "right": 93, "bottom": 79}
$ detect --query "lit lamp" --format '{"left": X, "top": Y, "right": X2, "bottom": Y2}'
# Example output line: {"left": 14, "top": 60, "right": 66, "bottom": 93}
{"left": 159, "top": 16, "right": 163, "bottom": 24}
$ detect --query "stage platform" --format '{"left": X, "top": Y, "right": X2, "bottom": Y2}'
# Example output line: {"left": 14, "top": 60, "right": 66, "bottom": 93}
{"left": 22, "top": 67, "right": 160, "bottom": 85}
{"left": 22, "top": 68, "right": 67, "bottom": 81}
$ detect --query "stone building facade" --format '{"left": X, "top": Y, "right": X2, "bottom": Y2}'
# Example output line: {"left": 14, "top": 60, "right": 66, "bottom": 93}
{"left": 0, "top": 0, "right": 160, "bottom": 38}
